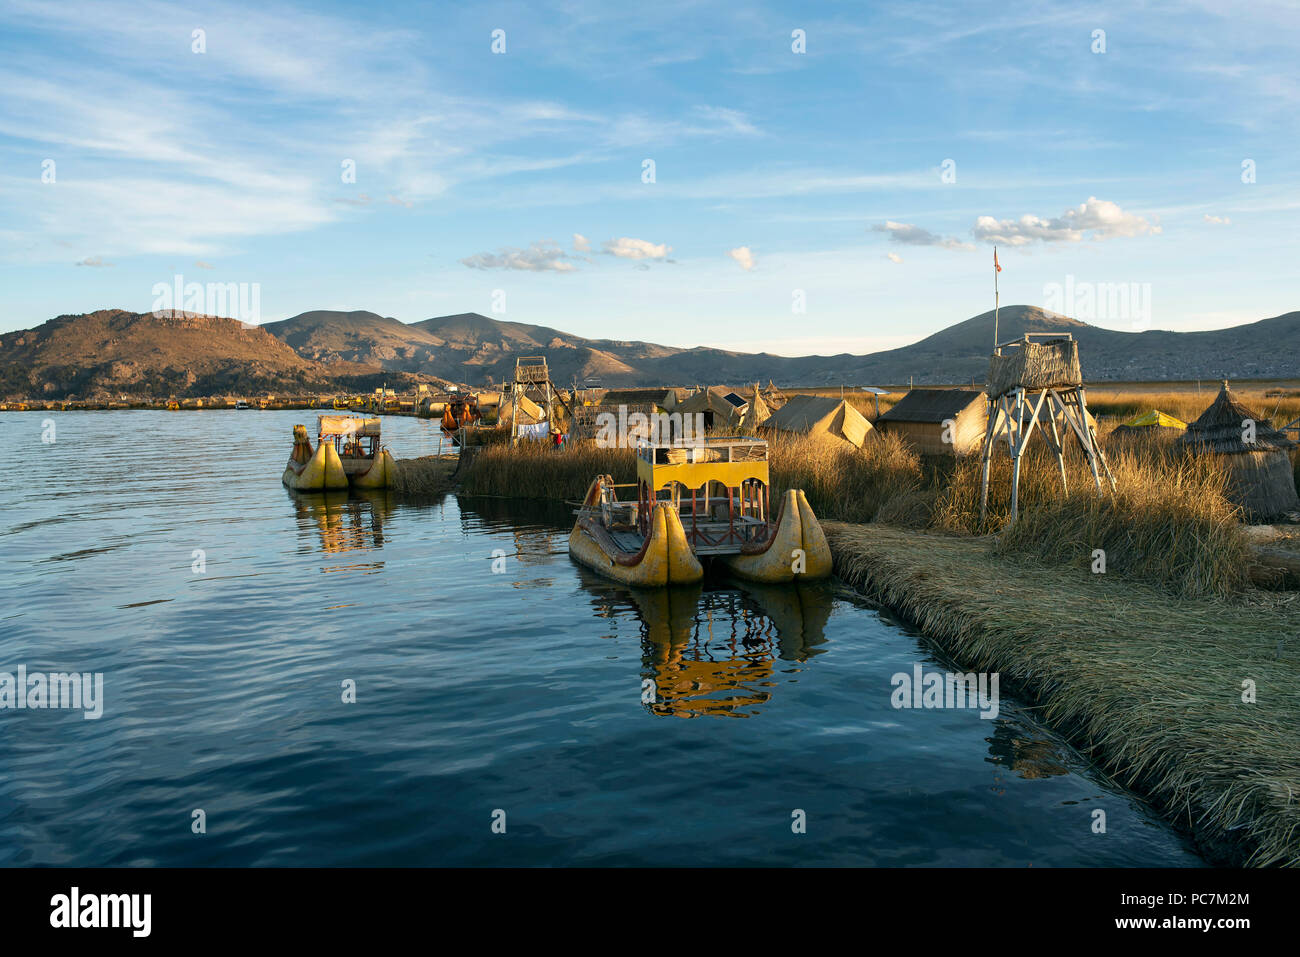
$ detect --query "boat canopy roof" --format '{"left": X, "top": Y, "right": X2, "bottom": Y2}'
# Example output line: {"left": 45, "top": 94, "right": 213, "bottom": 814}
{"left": 635, "top": 436, "right": 769, "bottom": 489}
{"left": 318, "top": 414, "right": 381, "bottom": 437}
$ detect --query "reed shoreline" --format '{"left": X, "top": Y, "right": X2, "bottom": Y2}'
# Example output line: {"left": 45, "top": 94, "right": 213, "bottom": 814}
{"left": 823, "top": 521, "right": 1300, "bottom": 867}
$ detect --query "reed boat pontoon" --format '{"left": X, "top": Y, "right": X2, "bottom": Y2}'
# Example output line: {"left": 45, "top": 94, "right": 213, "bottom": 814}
{"left": 282, "top": 414, "right": 395, "bottom": 491}
{"left": 569, "top": 436, "right": 831, "bottom": 586}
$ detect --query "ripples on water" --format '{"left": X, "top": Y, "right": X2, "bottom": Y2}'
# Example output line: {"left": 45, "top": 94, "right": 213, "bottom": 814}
{"left": 0, "top": 411, "right": 1201, "bottom": 866}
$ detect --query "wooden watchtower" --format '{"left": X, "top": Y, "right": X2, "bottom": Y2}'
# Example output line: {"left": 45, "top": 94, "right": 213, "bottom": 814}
{"left": 508, "top": 356, "right": 571, "bottom": 445}
{"left": 978, "top": 333, "right": 1114, "bottom": 523}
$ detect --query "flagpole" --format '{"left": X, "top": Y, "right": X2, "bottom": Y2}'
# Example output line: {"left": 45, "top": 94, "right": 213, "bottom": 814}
{"left": 993, "top": 245, "right": 1000, "bottom": 351}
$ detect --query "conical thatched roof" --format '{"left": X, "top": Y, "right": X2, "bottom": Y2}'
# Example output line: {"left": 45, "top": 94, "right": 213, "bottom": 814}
{"left": 1175, "top": 382, "right": 1295, "bottom": 454}
{"left": 1176, "top": 382, "right": 1299, "bottom": 520}
{"left": 738, "top": 382, "right": 771, "bottom": 432}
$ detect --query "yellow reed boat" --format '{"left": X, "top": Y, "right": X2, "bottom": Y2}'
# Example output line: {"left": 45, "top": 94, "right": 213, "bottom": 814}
{"left": 283, "top": 415, "right": 395, "bottom": 491}
{"left": 569, "top": 436, "right": 831, "bottom": 586}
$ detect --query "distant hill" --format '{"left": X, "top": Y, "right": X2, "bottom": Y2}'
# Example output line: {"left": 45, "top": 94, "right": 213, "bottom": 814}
{"left": 274, "top": 305, "right": 1300, "bottom": 387}
{"left": 851, "top": 306, "right": 1300, "bottom": 384}
{"left": 0, "top": 309, "right": 437, "bottom": 399}
{"left": 4, "top": 305, "right": 1298, "bottom": 399}
{"left": 261, "top": 310, "right": 446, "bottom": 374}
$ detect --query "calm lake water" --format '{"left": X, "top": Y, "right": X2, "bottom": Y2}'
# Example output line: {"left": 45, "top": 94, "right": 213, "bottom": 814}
{"left": 0, "top": 411, "right": 1200, "bottom": 866}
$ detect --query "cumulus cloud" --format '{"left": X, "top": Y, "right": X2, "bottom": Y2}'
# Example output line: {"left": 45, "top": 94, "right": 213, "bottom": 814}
{"left": 726, "top": 246, "right": 755, "bottom": 270}
{"left": 886, "top": 252, "right": 903, "bottom": 264}
{"left": 573, "top": 233, "right": 590, "bottom": 252}
{"left": 75, "top": 256, "right": 113, "bottom": 267}
{"left": 972, "top": 197, "right": 1161, "bottom": 246}
{"left": 1204, "top": 214, "right": 1231, "bottom": 225}
{"left": 872, "top": 220, "right": 972, "bottom": 249}
{"left": 460, "top": 240, "right": 579, "bottom": 272}
{"left": 602, "top": 237, "right": 671, "bottom": 260}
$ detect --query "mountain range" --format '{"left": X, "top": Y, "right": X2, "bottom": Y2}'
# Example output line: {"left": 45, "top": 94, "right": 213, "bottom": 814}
{"left": 2, "top": 305, "right": 1297, "bottom": 399}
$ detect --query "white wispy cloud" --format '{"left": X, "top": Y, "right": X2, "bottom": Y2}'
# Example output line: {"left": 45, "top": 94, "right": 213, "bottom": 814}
{"left": 972, "top": 198, "right": 1161, "bottom": 245}
{"left": 1204, "top": 213, "right": 1231, "bottom": 225}
{"left": 872, "top": 221, "right": 972, "bottom": 250}
{"left": 726, "top": 246, "right": 755, "bottom": 270}
{"left": 886, "top": 252, "right": 903, "bottom": 264}
{"left": 460, "top": 241, "right": 579, "bottom": 273}
{"left": 0, "top": 2, "right": 762, "bottom": 262}
{"left": 602, "top": 237, "right": 671, "bottom": 260}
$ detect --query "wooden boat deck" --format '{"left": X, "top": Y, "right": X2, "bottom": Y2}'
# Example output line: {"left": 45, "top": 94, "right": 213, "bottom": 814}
{"left": 594, "top": 511, "right": 771, "bottom": 558}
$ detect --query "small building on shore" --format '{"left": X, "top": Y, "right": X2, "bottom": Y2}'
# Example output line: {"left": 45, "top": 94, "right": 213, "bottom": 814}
{"left": 759, "top": 394, "right": 874, "bottom": 447}
{"left": 595, "top": 388, "right": 679, "bottom": 412}
{"left": 677, "top": 386, "right": 745, "bottom": 431}
{"left": 876, "top": 388, "right": 990, "bottom": 455}
{"left": 1175, "top": 381, "right": 1300, "bottom": 521}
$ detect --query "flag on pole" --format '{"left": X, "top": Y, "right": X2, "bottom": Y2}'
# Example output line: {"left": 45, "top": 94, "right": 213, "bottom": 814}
{"left": 994, "top": 248, "right": 1001, "bottom": 273}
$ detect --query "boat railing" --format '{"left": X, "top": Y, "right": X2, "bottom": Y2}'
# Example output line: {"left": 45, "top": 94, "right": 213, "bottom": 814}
{"left": 634, "top": 435, "right": 768, "bottom": 465}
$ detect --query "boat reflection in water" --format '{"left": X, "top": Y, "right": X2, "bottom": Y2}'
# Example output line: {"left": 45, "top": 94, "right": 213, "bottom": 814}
{"left": 287, "top": 487, "right": 393, "bottom": 573}
{"left": 585, "top": 575, "right": 835, "bottom": 718}
{"left": 455, "top": 495, "right": 570, "bottom": 586}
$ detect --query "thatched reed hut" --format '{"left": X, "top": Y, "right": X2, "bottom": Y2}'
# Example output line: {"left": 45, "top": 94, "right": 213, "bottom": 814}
{"left": 738, "top": 383, "right": 771, "bottom": 432}
{"left": 1175, "top": 381, "right": 1299, "bottom": 521}
{"left": 678, "top": 386, "right": 744, "bottom": 431}
{"left": 759, "top": 395, "right": 874, "bottom": 447}
{"left": 876, "top": 388, "right": 989, "bottom": 455}
{"left": 596, "top": 388, "right": 678, "bottom": 411}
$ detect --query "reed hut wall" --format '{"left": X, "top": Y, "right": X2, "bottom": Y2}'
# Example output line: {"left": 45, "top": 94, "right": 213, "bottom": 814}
{"left": 875, "top": 389, "right": 990, "bottom": 455}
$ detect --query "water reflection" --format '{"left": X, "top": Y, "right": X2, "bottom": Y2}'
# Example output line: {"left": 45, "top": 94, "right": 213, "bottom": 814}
{"left": 583, "top": 578, "right": 835, "bottom": 718}
{"left": 455, "top": 496, "right": 569, "bottom": 590}
{"left": 287, "top": 487, "right": 391, "bottom": 572}
{"left": 984, "top": 722, "right": 1072, "bottom": 780}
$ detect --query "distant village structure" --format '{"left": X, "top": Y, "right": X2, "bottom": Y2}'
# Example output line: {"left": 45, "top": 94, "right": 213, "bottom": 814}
{"left": 759, "top": 395, "right": 874, "bottom": 448}
{"left": 876, "top": 388, "right": 989, "bottom": 455}
{"left": 1176, "top": 381, "right": 1300, "bottom": 521}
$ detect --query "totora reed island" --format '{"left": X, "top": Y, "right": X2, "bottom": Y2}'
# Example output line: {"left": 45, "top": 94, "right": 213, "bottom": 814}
{"left": 2, "top": 0, "right": 1298, "bottom": 938}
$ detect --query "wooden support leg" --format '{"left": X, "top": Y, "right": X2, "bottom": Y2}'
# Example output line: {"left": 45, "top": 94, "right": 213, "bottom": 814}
{"left": 1078, "top": 388, "right": 1116, "bottom": 492}
{"left": 1046, "top": 392, "right": 1068, "bottom": 494}
{"left": 1009, "top": 389, "right": 1025, "bottom": 523}
{"left": 1067, "top": 390, "right": 1104, "bottom": 492}
{"left": 978, "top": 395, "right": 999, "bottom": 524}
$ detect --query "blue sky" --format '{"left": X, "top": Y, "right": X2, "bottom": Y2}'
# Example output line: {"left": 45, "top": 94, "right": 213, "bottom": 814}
{"left": 1, "top": 0, "right": 1297, "bottom": 353}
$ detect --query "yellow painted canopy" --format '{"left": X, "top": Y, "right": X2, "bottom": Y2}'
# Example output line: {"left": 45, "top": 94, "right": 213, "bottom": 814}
{"left": 318, "top": 414, "right": 381, "bottom": 437}
{"left": 1122, "top": 409, "right": 1187, "bottom": 429}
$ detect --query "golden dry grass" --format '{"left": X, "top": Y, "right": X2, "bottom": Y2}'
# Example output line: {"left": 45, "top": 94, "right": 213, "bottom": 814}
{"left": 769, "top": 423, "right": 1252, "bottom": 598}
{"left": 459, "top": 440, "right": 636, "bottom": 500}
{"left": 767, "top": 431, "right": 926, "bottom": 524}
{"left": 389, "top": 456, "right": 458, "bottom": 495}
{"left": 1087, "top": 384, "right": 1300, "bottom": 427}
{"left": 930, "top": 430, "right": 1251, "bottom": 598}
{"left": 824, "top": 520, "right": 1300, "bottom": 867}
